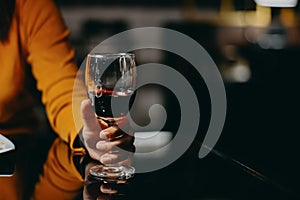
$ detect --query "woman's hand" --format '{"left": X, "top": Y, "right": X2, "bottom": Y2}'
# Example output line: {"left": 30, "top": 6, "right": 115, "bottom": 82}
{"left": 80, "top": 99, "right": 135, "bottom": 165}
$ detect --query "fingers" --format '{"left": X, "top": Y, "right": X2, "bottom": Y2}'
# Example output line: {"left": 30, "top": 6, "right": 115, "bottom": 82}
{"left": 81, "top": 99, "right": 135, "bottom": 164}
{"left": 99, "top": 126, "right": 119, "bottom": 139}
{"left": 96, "top": 134, "right": 135, "bottom": 165}
{"left": 99, "top": 126, "right": 133, "bottom": 140}
{"left": 86, "top": 148, "right": 105, "bottom": 162}
{"left": 81, "top": 99, "right": 101, "bottom": 132}
{"left": 96, "top": 134, "right": 135, "bottom": 152}
{"left": 100, "top": 151, "right": 134, "bottom": 165}
{"left": 95, "top": 129, "right": 135, "bottom": 165}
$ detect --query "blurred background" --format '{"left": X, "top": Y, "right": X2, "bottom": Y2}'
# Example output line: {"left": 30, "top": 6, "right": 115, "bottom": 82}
{"left": 55, "top": 0, "right": 300, "bottom": 198}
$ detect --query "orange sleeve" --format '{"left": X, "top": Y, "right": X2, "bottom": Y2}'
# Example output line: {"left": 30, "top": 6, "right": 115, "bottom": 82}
{"left": 19, "top": 0, "right": 86, "bottom": 152}
{"left": 32, "top": 138, "right": 84, "bottom": 199}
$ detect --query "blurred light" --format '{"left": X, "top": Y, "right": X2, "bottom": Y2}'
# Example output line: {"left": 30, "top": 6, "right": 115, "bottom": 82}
{"left": 254, "top": 0, "right": 298, "bottom": 7}
{"left": 220, "top": 45, "right": 251, "bottom": 83}
{"left": 221, "top": 61, "right": 251, "bottom": 83}
{"left": 231, "top": 63, "right": 251, "bottom": 82}
{"left": 256, "top": 18, "right": 287, "bottom": 49}
{"left": 257, "top": 33, "right": 286, "bottom": 49}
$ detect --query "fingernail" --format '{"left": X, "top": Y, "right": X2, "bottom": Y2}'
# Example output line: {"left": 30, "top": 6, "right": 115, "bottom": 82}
{"left": 101, "top": 156, "right": 111, "bottom": 163}
{"left": 100, "top": 131, "right": 108, "bottom": 138}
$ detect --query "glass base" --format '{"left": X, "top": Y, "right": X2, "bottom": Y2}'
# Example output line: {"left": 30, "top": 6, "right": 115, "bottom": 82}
{"left": 89, "top": 164, "right": 135, "bottom": 182}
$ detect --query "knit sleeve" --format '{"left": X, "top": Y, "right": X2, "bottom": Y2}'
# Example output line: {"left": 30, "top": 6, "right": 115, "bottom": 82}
{"left": 20, "top": 0, "right": 86, "bottom": 152}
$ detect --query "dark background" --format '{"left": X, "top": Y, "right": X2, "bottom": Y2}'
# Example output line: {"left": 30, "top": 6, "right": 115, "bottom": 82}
{"left": 55, "top": 0, "right": 300, "bottom": 199}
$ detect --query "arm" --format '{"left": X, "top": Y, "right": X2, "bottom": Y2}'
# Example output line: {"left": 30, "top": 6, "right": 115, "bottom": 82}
{"left": 20, "top": 0, "right": 134, "bottom": 164}
{"left": 20, "top": 0, "right": 84, "bottom": 149}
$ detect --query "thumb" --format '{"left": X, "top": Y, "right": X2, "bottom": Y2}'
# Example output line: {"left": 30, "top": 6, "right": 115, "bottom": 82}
{"left": 81, "top": 99, "right": 100, "bottom": 131}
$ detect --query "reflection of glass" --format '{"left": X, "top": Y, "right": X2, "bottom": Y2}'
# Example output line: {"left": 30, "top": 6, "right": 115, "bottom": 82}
{"left": 85, "top": 53, "right": 136, "bottom": 181}
{"left": 84, "top": 164, "right": 130, "bottom": 200}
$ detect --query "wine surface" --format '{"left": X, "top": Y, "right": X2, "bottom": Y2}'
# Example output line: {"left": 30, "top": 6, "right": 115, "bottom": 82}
{"left": 88, "top": 89, "right": 134, "bottom": 118}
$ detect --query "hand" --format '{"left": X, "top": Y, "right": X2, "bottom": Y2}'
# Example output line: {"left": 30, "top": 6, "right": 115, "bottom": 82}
{"left": 80, "top": 99, "right": 135, "bottom": 165}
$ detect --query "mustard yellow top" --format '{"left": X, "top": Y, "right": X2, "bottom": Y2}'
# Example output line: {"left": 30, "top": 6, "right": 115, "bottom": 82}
{"left": 0, "top": 0, "right": 84, "bottom": 153}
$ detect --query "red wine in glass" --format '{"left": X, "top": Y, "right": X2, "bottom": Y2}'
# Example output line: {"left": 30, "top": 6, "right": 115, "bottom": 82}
{"left": 85, "top": 53, "right": 136, "bottom": 181}
{"left": 88, "top": 89, "right": 135, "bottom": 126}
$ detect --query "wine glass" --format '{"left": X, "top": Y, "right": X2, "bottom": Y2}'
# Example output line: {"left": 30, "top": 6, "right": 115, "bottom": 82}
{"left": 85, "top": 52, "right": 136, "bottom": 181}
